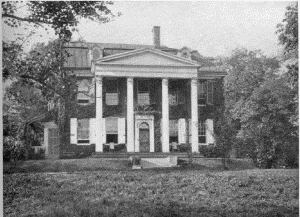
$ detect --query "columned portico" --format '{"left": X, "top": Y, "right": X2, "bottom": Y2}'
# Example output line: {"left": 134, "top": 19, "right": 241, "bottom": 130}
{"left": 94, "top": 48, "right": 201, "bottom": 154}
{"left": 127, "top": 77, "right": 135, "bottom": 152}
{"left": 162, "top": 78, "right": 170, "bottom": 153}
{"left": 191, "top": 79, "right": 199, "bottom": 153}
{"left": 95, "top": 76, "right": 103, "bottom": 152}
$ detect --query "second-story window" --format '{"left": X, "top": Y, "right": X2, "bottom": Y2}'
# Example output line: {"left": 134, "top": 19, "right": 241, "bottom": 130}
{"left": 207, "top": 80, "right": 214, "bottom": 105}
{"left": 77, "top": 79, "right": 90, "bottom": 104}
{"left": 198, "top": 81, "right": 206, "bottom": 105}
{"left": 138, "top": 79, "right": 150, "bottom": 105}
{"left": 106, "top": 79, "right": 119, "bottom": 105}
{"left": 198, "top": 80, "right": 214, "bottom": 106}
{"left": 169, "top": 80, "right": 178, "bottom": 106}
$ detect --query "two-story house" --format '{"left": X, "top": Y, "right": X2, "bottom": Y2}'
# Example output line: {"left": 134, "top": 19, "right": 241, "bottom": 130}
{"left": 38, "top": 26, "right": 226, "bottom": 158}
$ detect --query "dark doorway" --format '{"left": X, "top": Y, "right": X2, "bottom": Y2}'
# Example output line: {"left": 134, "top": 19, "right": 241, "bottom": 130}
{"left": 139, "top": 123, "right": 150, "bottom": 152}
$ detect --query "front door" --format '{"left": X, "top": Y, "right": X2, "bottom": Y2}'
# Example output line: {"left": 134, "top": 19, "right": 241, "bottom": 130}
{"left": 139, "top": 128, "right": 150, "bottom": 152}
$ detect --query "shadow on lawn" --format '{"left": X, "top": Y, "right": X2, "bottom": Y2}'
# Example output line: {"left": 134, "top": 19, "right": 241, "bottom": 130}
{"left": 48, "top": 199, "right": 298, "bottom": 217}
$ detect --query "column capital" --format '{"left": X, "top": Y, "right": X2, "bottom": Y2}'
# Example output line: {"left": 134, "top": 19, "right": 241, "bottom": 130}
{"left": 127, "top": 77, "right": 133, "bottom": 83}
{"left": 191, "top": 78, "right": 198, "bottom": 86}
{"left": 162, "top": 78, "right": 168, "bottom": 85}
{"left": 95, "top": 75, "right": 102, "bottom": 84}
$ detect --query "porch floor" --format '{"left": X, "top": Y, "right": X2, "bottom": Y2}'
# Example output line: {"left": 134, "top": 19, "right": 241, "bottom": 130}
{"left": 92, "top": 152, "right": 204, "bottom": 158}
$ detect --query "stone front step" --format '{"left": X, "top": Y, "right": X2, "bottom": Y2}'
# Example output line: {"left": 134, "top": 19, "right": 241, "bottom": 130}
{"left": 92, "top": 152, "right": 203, "bottom": 158}
{"left": 141, "top": 156, "right": 178, "bottom": 168}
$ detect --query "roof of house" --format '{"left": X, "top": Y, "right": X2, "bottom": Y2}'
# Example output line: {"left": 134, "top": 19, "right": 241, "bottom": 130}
{"left": 64, "top": 41, "right": 218, "bottom": 68}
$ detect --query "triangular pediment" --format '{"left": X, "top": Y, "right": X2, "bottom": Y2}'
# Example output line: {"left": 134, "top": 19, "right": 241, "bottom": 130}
{"left": 95, "top": 48, "right": 200, "bottom": 67}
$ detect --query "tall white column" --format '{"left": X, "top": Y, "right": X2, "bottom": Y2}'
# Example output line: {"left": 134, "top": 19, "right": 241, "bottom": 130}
{"left": 127, "top": 77, "right": 135, "bottom": 152}
{"left": 191, "top": 79, "right": 199, "bottom": 153}
{"left": 162, "top": 78, "right": 170, "bottom": 153}
{"left": 95, "top": 76, "right": 103, "bottom": 152}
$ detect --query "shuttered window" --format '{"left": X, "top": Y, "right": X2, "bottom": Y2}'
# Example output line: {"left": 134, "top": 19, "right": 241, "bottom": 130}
{"left": 64, "top": 48, "right": 90, "bottom": 67}
{"left": 105, "top": 79, "right": 119, "bottom": 105}
{"left": 77, "top": 119, "right": 89, "bottom": 143}
{"left": 138, "top": 79, "right": 150, "bottom": 105}
{"left": 169, "top": 120, "right": 178, "bottom": 136}
{"left": 77, "top": 79, "right": 92, "bottom": 104}
{"left": 207, "top": 81, "right": 214, "bottom": 105}
{"left": 198, "top": 81, "right": 206, "bottom": 105}
{"left": 106, "top": 117, "right": 118, "bottom": 134}
{"left": 198, "top": 80, "right": 214, "bottom": 105}
{"left": 198, "top": 120, "right": 206, "bottom": 143}
{"left": 169, "top": 80, "right": 178, "bottom": 105}
{"left": 106, "top": 117, "right": 118, "bottom": 143}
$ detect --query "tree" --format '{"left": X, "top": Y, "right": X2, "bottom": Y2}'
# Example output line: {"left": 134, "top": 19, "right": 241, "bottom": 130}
{"left": 224, "top": 48, "right": 298, "bottom": 168}
{"left": 277, "top": 3, "right": 298, "bottom": 60}
{"left": 276, "top": 3, "right": 298, "bottom": 127}
{"left": 238, "top": 78, "right": 297, "bottom": 168}
{"left": 2, "top": 1, "right": 120, "bottom": 39}
{"left": 3, "top": 2, "right": 120, "bottom": 159}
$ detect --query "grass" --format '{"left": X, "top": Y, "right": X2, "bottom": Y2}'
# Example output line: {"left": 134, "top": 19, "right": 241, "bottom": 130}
{"left": 3, "top": 157, "right": 256, "bottom": 174}
{"left": 3, "top": 158, "right": 298, "bottom": 217}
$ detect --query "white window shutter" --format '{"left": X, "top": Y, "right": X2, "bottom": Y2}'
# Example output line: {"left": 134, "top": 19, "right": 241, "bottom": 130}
{"left": 189, "top": 119, "right": 192, "bottom": 143}
{"left": 206, "top": 119, "right": 214, "bottom": 144}
{"left": 89, "top": 118, "right": 97, "bottom": 144}
{"left": 70, "top": 118, "right": 77, "bottom": 144}
{"left": 118, "top": 118, "right": 126, "bottom": 144}
{"left": 101, "top": 118, "right": 106, "bottom": 144}
{"left": 178, "top": 119, "right": 186, "bottom": 144}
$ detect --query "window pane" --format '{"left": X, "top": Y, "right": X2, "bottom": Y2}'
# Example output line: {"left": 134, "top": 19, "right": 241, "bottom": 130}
{"left": 78, "top": 92, "right": 90, "bottom": 100}
{"left": 207, "top": 81, "right": 214, "bottom": 104}
{"left": 106, "top": 118, "right": 118, "bottom": 134}
{"left": 169, "top": 91, "right": 178, "bottom": 105}
{"left": 77, "top": 119, "right": 89, "bottom": 140}
{"left": 106, "top": 93, "right": 118, "bottom": 105}
{"left": 106, "top": 79, "right": 118, "bottom": 93}
{"left": 138, "top": 93, "right": 150, "bottom": 105}
{"left": 198, "top": 120, "right": 206, "bottom": 143}
{"left": 198, "top": 81, "right": 206, "bottom": 105}
{"left": 138, "top": 79, "right": 149, "bottom": 92}
{"left": 107, "top": 134, "right": 118, "bottom": 143}
{"left": 169, "top": 120, "right": 178, "bottom": 136}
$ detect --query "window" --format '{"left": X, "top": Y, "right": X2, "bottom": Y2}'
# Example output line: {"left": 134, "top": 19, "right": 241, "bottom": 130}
{"left": 207, "top": 81, "right": 214, "bottom": 105}
{"left": 169, "top": 119, "right": 178, "bottom": 142}
{"left": 198, "top": 80, "right": 214, "bottom": 105}
{"left": 64, "top": 48, "right": 90, "bottom": 67}
{"left": 77, "top": 119, "right": 89, "bottom": 143}
{"left": 169, "top": 80, "right": 178, "bottom": 105}
{"left": 106, "top": 79, "right": 119, "bottom": 105}
{"left": 106, "top": 117, "right": 118, "bottom": 143}
{"left": 198, "top": 81, "right": 206, "bottom": 105}
{"left": 138, "top": 79, "right": 150, "bottom": 105}
{"left": 198, "top": 120, "right": 206, "bottom": 143}
{"left": 77, "top": 79, "right": 91, "bottom": 104}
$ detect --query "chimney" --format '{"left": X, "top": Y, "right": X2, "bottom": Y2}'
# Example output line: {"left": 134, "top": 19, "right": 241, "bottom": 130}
{"left": 152, "top": 26, "right": 160, "bottom": 48}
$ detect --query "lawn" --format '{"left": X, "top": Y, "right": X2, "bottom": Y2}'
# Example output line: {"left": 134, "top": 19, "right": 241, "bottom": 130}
{"left": 3, "top": 159, "right": 299, "bottom": 217}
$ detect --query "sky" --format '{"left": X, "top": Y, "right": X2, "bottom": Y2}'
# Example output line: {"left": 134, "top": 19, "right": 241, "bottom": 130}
{"left": 2, "top": 1, "right": 293, "bottom": 58}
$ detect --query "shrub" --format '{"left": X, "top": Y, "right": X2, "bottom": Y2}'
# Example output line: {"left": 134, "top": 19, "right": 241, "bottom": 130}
{"left": 3, "top": 136, "right": 27, "bottom": 162}
{"left": 131, "top": 156, "right": 141, "bottom": 165}
{"left": 199, "top": 144, "right": 223, "bottom": 158}
{"left": 28, "top": 148, "right": 45, "bottom": 160}
{"left": 178, "top": 143, "right": 191, "bottom": 152}
{"left": 114, "top": 143, "right": 126, "bottom": 152}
